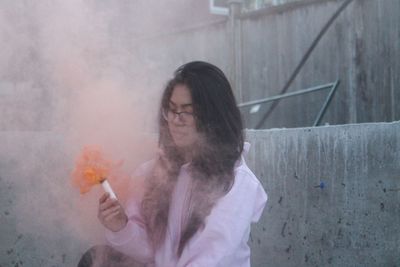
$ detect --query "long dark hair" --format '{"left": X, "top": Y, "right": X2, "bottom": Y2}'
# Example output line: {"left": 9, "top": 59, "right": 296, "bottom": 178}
{"left": 141, "top": 61, "right": 244, "bottom": 256}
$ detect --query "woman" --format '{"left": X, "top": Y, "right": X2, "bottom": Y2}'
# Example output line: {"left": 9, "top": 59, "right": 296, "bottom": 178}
{"left": 78, "top": 61, "right": 267, "bottom": 267}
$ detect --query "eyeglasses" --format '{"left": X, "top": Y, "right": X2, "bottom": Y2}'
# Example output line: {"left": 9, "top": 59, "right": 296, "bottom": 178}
{"left": 162, "top": 108, "right": 194, "bottom": 123}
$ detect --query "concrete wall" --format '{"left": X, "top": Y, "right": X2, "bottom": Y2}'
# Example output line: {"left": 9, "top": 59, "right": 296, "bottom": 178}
{"left": 109, "top": 0, "right": 400, "bottom": 129}
{"left": 246, "top": 121, "right": 400, "bottom": 266}
{"left": 1, "top": 0, "right": 399, "bottom": 133}
{"left": 1, "top": 122, "right": 399, "bottom": 266}
{"left": 239, "top": 0, "right": 400, "bottom": 128}
{"left": 0, "top": 133, "right": 80, "bottom": 267}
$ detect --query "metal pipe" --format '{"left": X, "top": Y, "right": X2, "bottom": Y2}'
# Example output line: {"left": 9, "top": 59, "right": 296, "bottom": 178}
{"left": 313, "top": 80, "right": 340, "bottom": 126}
{"left": 228, "top": 0, "right": 244, "bottom": 101}
{"left": 237, "top": 82, "right": 336, "bottom": 108}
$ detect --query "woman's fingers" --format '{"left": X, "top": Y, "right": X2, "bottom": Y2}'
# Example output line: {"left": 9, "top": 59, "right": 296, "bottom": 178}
{"left": 99, "top": 197, "right": 119, "bottom": 212}
{"left": 99, "top": 192, "right": 109, "bottom": 204}
{"left": 97, "top": 193, "right": 128, "bottom": 232}
{"left": 104, "top": 209, "right": 123, "bottom": 222}
{"left": 98, "top": 198, "right": 125, "bottom": 220}
{"left": 101, "top": 205, "right": 121, "bottom": 218}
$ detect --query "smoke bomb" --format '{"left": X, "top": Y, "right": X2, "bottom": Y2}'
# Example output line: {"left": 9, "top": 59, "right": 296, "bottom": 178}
{"left": 101, "top": 179, "right": 117, "bottom": 200}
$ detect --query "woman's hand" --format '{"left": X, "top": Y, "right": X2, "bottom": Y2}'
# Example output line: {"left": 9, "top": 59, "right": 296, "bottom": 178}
{"left": 98, "top": 193, "right": 128, "bottom": 232}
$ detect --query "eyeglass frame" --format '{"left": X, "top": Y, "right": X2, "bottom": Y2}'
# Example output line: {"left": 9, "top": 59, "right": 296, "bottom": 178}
{"left": 162, "top": 108, "right": 195, "bottom": 123}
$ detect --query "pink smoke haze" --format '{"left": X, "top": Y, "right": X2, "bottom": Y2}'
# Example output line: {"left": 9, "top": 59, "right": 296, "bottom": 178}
{"left": 0, "top": 1, "right": 184, "bottom": 265}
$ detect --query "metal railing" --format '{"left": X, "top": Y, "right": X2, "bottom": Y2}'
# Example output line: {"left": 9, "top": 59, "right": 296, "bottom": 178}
{"left": 238, "top": 80, "right": 340, "bottom": 127}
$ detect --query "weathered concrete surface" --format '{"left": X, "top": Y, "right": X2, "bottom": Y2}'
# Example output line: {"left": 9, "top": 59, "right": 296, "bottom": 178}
{"left": 240, "top": 0, "right": 400, "bottom": 128}
{"left": 0, "top": 132, "right": 87, "bottom": 267}
{"left": 247, "top": 121, "right": 400, "bottom": 267}
{"left": 0, "top": 132, "right": 78, "bottom": 266}
{"left": 1, "top": 122, "right": 399, "bottom": 266}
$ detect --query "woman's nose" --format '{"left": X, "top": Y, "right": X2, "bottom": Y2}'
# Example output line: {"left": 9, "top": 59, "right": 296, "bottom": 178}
{"left": 171, "top": 113, "right": 184, "bottom": 125}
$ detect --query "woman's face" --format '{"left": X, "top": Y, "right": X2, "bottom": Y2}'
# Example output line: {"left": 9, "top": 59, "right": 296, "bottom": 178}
{"left": 166, "top": 84, "right": 199, "bottom": 150}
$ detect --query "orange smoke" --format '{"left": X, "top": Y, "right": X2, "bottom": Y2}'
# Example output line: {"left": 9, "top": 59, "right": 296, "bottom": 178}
{"left": 72, "top": 146, "right": 118, "bottom": 194}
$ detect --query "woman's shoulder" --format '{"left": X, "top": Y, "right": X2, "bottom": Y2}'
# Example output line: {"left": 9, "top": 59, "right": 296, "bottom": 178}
{"left": 233, "top": 142, "right": 263, "bottom": 187}
{"left": 234, "top": 162, "right": 262, "bottom": 190}
{"left": 231, "top": 159, "right": 268, "bottom": 222}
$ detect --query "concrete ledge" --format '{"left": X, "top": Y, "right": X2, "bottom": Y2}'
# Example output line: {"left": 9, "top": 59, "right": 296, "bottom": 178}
{"left": 246, "top": 121, "right": 400, "bottom": 266}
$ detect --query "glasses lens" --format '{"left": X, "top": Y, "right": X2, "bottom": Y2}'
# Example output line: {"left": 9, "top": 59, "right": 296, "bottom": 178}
{"left": 162, "top": 108, "right": 194, "bottom": 122}
{"left": 180, "top": 112, "right": 191, "bottom": 121}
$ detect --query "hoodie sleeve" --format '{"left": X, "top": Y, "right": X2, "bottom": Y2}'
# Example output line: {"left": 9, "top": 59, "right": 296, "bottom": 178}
{"left": 105, "top": 200, "right": 154, "bottom": 263}
{"left": 105, "top": 160, "right": 156, "bottom": 264}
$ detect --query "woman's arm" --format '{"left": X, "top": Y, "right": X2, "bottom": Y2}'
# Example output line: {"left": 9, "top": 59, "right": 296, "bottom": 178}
{"left": 101, "top": 161, "right": 156, "bottom": 264}
{"left": 102, "top": 193, "right": 154, "bottom": 264}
